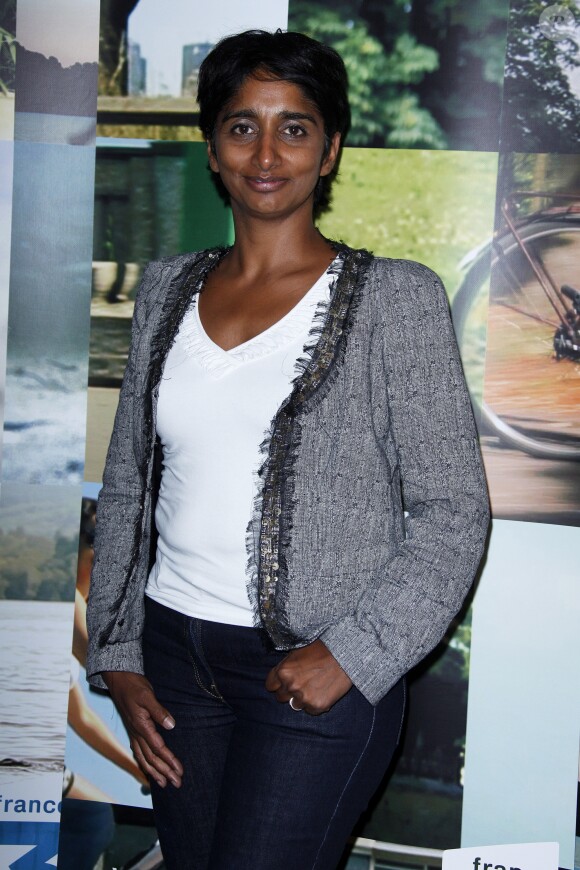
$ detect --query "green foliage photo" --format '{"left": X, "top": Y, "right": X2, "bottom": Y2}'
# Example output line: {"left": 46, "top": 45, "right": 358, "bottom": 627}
{"left": 291, "top": 1, "right": 444, "bottom": 147}
{"left": 289, "top": 0, "right": 509, "bottom": 150}
{"left": 501, "top": 0, "right": 580, "bottom": 151}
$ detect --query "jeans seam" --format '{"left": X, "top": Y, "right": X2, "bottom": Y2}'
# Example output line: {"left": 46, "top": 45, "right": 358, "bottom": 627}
{"left": 184, "top": 618, "right": 221, "bottom": 700}
{"left": 196, "top": 621, "right": 226, "bottom": 701}
{"left": 311, "top": 706, "right": 377, "bottom": 870}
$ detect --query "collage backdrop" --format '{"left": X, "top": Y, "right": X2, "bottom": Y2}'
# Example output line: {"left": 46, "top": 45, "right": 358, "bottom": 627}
{"left": 0, "top": 0, "right": 578, "bottom": 868}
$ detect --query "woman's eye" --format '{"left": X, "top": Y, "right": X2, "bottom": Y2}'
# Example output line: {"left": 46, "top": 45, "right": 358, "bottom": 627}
{"left": 284, "top": 124, "right": 306, "bottom": 137}
{"left": 231, "top": 123, "right": 254, "bottom": 135}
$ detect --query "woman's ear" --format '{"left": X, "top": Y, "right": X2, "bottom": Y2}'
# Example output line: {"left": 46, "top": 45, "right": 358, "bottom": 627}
{"left": 320, "top": 132, "right": 341, "bottom": 177}
{"left": 207, "top": 140, "right": 219, "bottom": 173}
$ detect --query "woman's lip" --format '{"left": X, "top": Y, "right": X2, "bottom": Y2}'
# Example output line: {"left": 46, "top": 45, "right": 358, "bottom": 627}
{"left": 245, "top": 176, "right": 288, "bottom": 191}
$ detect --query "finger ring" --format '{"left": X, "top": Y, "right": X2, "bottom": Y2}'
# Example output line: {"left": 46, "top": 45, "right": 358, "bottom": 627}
{"left": 289, "top": 697, "right": 302, "bottom": 711}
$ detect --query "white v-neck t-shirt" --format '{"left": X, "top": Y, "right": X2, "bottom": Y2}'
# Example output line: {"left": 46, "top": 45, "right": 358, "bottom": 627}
{"left": 145, "top": 261, "right": 337, "bottom": 625}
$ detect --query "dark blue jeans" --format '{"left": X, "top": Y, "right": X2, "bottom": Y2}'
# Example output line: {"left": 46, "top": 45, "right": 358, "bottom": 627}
{"left": 58, "top": 798, "right": 114, "bottom": 870}
{"left": 142, "top": 596, "right": 405, "bottom": 870}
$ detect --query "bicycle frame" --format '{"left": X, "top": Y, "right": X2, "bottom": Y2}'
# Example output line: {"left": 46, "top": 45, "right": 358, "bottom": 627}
{"left": 498, "top": 191, "right": 580, "bottom": 345}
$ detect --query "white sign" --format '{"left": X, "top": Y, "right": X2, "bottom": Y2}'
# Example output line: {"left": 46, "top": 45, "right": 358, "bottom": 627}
{"left": 0, "top": 772, "right": 62, "bottom": 822}
{"left": 442, "top": 841, "right": 559, "bottom": 870}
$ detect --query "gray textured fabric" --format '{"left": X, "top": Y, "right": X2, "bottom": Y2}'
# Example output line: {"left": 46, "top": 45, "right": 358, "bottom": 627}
{"left": 86, "top": 247, "right": 489, "bottom": 704}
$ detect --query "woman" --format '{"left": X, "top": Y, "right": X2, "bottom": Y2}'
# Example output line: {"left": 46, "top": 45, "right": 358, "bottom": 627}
{"left": 86, "top": 29, "right": 489, "bottom": 870}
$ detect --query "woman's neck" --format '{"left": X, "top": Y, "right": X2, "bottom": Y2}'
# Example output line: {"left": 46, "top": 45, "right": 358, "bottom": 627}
{"left": 226, "top": 211, "right": 332, "bottom": 279}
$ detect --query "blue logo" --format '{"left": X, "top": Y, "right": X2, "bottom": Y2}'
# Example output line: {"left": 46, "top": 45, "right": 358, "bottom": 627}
{"left": 0, "top": 822, "right": 60, "bottom": 869}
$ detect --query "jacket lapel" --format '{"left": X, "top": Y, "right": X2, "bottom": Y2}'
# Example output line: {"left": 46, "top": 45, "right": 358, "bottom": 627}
{"left": 247, "top": 244, "right": 374, "bottom": 644}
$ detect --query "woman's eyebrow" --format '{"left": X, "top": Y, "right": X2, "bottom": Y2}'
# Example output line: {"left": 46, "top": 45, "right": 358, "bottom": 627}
{"left": 221, "top": 109, "right": 319, "bottom": 125}
{"left": 280, "top": 111, "right": 319, "bottom": 125}
{"left": 221, "top": 108, "right": 257, "bottom": 122}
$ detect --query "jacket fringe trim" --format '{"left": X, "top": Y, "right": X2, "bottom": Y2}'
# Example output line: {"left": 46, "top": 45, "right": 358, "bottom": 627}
{"left": 244, "top": 243, "right": 374, "bottom": 648}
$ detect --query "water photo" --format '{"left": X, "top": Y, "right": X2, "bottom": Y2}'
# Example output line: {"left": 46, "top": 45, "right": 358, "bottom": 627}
{"left": 0, "top": 482, "right": 80, "bottom": 781}
{"left": 2, "top": 140, "right": 94, "bottom": 485}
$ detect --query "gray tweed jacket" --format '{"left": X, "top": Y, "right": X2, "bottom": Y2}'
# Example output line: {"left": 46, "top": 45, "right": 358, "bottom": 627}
{"left": 86, "top": 244, "right": 489, "bottom": 705}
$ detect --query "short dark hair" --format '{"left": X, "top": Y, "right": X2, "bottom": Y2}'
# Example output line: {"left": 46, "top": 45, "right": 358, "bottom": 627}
{"left": 197, "top": 30, "right": 350, "bottom": 212}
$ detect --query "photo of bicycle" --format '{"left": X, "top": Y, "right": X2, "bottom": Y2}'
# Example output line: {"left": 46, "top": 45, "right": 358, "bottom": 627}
{"left": 454, "top": 190, "right": 580, "bottom": 459}
{"left": 453, "top": 153, "right": 580, "bottom": 525}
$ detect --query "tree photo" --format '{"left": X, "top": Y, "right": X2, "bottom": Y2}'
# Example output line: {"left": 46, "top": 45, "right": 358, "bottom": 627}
{"left": 289, "top": 0, "right": 509, "bottom": 150}
{"left": 500, "top": 0, "right": 580, "bottom": 152}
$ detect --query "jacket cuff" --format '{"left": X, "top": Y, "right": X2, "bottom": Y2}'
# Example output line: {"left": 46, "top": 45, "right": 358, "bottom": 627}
{"left": 320, "top": 617, "right": 403, "bottom": 706}
{"left": 86, "top": 639, "right": 145, "bottom": 690}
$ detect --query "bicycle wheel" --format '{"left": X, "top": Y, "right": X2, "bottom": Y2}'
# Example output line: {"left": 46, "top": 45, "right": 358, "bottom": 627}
{"left": 452, "top": 218, "right": 580, "bottom": 460}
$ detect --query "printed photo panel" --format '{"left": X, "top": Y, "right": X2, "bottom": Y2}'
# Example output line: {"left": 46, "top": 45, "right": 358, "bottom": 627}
{"left": 2, "top": 140, "right": 94, "bottom": 485}
{"left": 64, "top": 651, "right": 152, "bottom": 810}
{"left": 14, "top": 0, "right": 99, "bottom": 146}
{"left": 500, "top": 0, "right": 580, "bottom": 153}
{"left": 474, "top": 152, "right": 580, "bottom": 525}
{"left": 288, "top": 0, "right": 509, "bottom": 151}
{"left": 85, "top": 137, "right": 234, "bottom": 483}
{"left": 63, "top": 488, "right": 153, "bottom": 811}
{"left": 461, "top": 518, "right": 579, "bottom": 869}
{"left": 0, "top": 139, "right": 13, "bottom": 468}
{"left": 318, "top": 146, "right": 498, "bottom": 423}
{"left": 97, "top": 0, "right": 289, "bottom": 142}
{"left": 317, "top": 147, "right": 498, "bottom": 291}
{"left": 0, "top": 482, "right": 80, "bottom": 834}
{"left": 0, "top": 0, "right": 15, "bottom": 140}
{"left": 357, "top": 603, "right": 476, "bottom": 851}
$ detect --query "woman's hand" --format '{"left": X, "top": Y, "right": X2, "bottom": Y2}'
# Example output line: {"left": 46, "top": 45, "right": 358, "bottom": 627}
{"left": 265, "top": 640, "right": 352, "bottom": 715}
{"left": 102, "top": 671, "right": 183, "bottom": 789}
{"left": 67, "top": 679, "right": 150, "bottom": 789}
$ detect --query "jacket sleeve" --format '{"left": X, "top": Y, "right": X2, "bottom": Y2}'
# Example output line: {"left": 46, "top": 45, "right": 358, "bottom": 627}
{"left": 321, "top": 258, "right": 490, "bottom": 705}
{"left": 85, "top": 262, "right": 159, "bottom": 689}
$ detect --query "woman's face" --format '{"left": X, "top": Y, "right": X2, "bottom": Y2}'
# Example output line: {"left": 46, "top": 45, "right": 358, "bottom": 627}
{"left": 208, "top": 75, "right": 340, "bottom": 222}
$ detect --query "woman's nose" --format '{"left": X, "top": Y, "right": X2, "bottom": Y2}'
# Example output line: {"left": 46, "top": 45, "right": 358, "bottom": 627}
{"left": 254, "top": 131, "right": 279, "bottom": 170}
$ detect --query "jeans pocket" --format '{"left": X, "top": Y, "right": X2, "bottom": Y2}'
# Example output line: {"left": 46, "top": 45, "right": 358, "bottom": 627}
{"left": 186, "top": 619, "right": 224, "bottom": 701}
